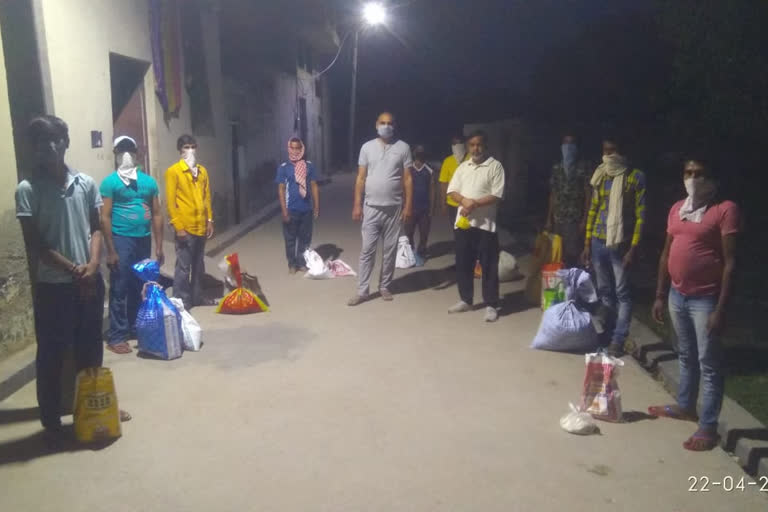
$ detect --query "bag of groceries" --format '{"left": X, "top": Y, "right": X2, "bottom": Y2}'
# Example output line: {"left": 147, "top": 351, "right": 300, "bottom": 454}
{"left": 169, "top": 297, "right": 202, "bottom": 351}
{"left": 581, "top": 351, "right": 624, "bottom": 422}
{"left": 133, "top": 259, "right": 183, "bottom": 360}
{"left": 525, "top": 231, "right": 563, "bottom": 307}
{"left": 73, "top": 367, "right": 121, "bottom": 443}
{"left": 217, "top": 253, "right": 269, "bottom": 314}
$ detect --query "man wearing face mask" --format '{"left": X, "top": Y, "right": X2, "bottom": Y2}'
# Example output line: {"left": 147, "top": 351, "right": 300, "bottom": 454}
{"left": 582, "top": 135, "right": 646, "bottom": 356}
{"left": 165, "top": 134, "right": 215, "bottom": 310}
{"left": 446, "top": 130, "right": 505, "bottom": 322}
{"left": 100, "top": 136, "right": 163, "bottom": 354}
{"left": 439, "top": 135, "right": 468, "bottom": 232}
{"left": 648, "top": 155, "right": 740, "bottom": 451}
{"left": 545, "top": 133, "right": 592, "bottom": 266}
{"left": 16, "top": 115, "right": 131, "bottom": 437}
{"left": 348, "top": 112, "right": 414, "bottom": 306}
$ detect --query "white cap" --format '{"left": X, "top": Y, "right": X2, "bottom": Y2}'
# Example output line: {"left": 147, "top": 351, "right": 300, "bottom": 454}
{"left": 113, "top": 135, "right": 137, "bottom": 150}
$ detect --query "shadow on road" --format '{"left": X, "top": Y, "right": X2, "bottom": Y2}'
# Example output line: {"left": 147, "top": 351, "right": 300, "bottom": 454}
{"left": 498, "top": 290, "right": 538, "bottom": 317}
{"left": 0, "top": 407, "right": 39, "bottom": 425}
{"left": 389, "top": 266, "right": 454, "bottom": 295}
{"left": 425, "top": 241, "right": 454, "bottom": 260}
{"left": 0, "top": 426, "right": 116, "bottom": 466}
{"left": 622, "top": 411, "right": 658, "bottom": 423}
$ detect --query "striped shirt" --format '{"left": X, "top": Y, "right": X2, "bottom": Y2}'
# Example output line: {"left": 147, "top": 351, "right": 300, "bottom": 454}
{"left": 585, "top": 168, "right": 646, "bottom": 246}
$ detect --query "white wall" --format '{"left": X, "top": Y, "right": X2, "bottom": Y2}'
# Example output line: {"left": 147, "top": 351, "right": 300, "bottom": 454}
{"left": 40, "top": 0, "right": 233, "bottom": 225}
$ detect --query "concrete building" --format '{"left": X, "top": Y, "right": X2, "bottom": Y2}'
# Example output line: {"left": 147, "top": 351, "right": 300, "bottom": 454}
{"left": 0, "top": 0, "right": 338, "bottom": 359}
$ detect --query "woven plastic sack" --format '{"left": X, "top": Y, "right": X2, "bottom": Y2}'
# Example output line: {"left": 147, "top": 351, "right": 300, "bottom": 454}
{"left": 73, "top": 367, "right": 121, "bottom": 443}
{"left": 582, "top": 351, "right": 625, "bottom": 422}
{"left": 532, "top": 269, "right": 598, "bottom": 352}
{"left": 133, "top": 259, "right": 183, "bottom": 360}
{"left": 217, "top": 253, "right": 269, "bottom": 314}
{"left": 542, "top": 263, "right": 565, "bottom": 310}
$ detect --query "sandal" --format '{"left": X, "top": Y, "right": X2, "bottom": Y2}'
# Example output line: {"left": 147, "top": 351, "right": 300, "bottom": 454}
{"left": 647, "top": 404, "right": 698, "bottom": 422}
{"left": 119, "top": 409, "right": 132, "bottom": 422}
{"left": 683, "top": 429, "right": 719, "bottom": 451}
{"left": 106, "top": 342, "right": 133, "bottom": 355}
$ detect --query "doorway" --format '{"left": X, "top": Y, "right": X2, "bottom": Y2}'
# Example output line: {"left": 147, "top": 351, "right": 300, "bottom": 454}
{"left": 231, "top": 121, "right": 242, "bottom": 224}
{"left": 110, "top": 53, "right": 150, "bottom": 174}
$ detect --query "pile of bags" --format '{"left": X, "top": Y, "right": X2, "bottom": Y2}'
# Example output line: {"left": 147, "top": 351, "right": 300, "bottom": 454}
{"left": 531, "top": 268, "right": 599, "bottom": 353}
{"left": 133, "top": 259, "right": 202, "bottom": 358}
{"left": 217, "top": 253, "right": 269, "bottom": 313}
{"left": 303, "top": 248, "right": 357, "bottom": 279}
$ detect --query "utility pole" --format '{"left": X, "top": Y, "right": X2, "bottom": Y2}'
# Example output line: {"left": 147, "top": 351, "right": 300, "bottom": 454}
{"left": 347, "top": 30, "right": 359, "bottom": 169}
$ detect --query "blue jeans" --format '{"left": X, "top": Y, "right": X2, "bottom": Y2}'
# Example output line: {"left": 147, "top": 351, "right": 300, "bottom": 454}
{"left": 107, "top": 235, "right": 151, "bottom": 344}
{"left": 283, "top": 210, "right": 313, "bottom": 268}
{"left": 668, "top": 288, "right": 723, "bottom": 430}
{"left": 591, "top": 239, "right": 632, "bottom": 347}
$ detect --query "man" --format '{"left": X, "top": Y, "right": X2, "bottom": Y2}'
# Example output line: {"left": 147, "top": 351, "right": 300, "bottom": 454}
{"left": 101, "top": 136, "right": 164, "bottom": 354}
{"left": 545, "top": 133, "right": 592, "bottom": 266}
{"left": 15, "top": 115, "right": 129, "bottom": 437}
{"left": 439, "top": 135, "right": 468, "bottom": 231}
{"left": 446, "top": 130, "right": 505, "bottom": 322}
{"left": 348, "top": 112, "right": 413, "bottom": 306}
{"left": 581, "top": 136, "right": 646, "bottom": 356}
{"left": 165, "top": 134, "right": 215, "bottom": 310}
{"left": 276, "top": 137, "right": 320, "bottom": 273}
{"left": 404, "top": 144, "right": 433, "bottom": 258}
{"left": 649, "top": 155, "right": 739, "bottom": 451}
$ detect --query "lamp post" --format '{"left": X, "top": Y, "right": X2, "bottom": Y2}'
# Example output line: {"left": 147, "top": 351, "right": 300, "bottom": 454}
{"left": 347, "top": 2, "right": 387, "bottom": 168}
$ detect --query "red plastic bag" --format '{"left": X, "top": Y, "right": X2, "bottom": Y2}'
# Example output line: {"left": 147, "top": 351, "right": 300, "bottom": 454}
{"left": 216, "top": 253, "right": 269, "bottom": 314}
{"left": 581, "top": 352, "right": 624, "bottom": 422}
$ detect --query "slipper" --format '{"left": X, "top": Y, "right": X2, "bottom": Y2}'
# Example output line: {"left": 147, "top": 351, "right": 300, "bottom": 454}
{"left": 647, "top": 405, "right": 698, "bottom": 421}
{"left": 106, "top": 342, "right": 132, "bottom": 355}
{"left": 119, "top": 409, "right": 132, "bottom": 422}
{"left": 683, "top": 429, "right": 719, "bottom": 451}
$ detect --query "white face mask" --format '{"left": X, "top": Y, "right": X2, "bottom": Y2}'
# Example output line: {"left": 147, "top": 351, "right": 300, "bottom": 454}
{"left": 684, "top": 177, "right": 715, "bottom": 203}
{"left": 183, "top": 148, "right": 197, "bottom": 171}
{"left": 452, "top": 143, "right": 466, "bottom": 162}
{"left": 117, "top": 152, "right": 135, "bottom": 170}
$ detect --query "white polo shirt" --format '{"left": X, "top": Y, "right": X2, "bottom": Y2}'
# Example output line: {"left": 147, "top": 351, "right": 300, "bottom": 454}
{"left": 446, "top": 156, "right": 505, "bottom": 232}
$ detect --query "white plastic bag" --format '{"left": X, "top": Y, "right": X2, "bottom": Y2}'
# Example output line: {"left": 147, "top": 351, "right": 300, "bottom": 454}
{"left": 303, "top": 249, "right": 332, "bottom": 279}
{"left": 395, "top": 236, "right": 416, "bottom": 269}
{"left": 531, "top": 268, "right": 599, "bottom": 352}
{"left": 169, "top": 298, "right": 202, "bottom": 351}
{"left": 329, "top": 259, "right": 356, "bottom": 277}
{"left": 498, "top": 251, "right": 522, "bottom": 282}
{"left": 560, "top": 403, "right": 599, "bottom": 435}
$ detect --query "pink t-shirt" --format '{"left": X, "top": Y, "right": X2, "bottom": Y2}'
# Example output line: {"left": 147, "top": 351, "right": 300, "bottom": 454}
{"left": 667, "top": 200, "right": 740, "bottom": 296}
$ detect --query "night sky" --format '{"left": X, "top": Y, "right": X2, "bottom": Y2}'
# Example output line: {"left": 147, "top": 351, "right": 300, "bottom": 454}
{"left": 328, "top": 0, "right": 656, "bottom": 162}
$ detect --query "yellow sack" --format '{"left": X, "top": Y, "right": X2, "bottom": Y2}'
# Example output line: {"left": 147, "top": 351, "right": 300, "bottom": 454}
{"left": 73, "top": 367, "right": 121, "bottom": 443}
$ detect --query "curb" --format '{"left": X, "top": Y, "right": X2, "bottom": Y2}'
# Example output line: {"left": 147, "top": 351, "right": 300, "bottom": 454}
{"left": 628, "top": 320, "right": 768, "bottom": 479}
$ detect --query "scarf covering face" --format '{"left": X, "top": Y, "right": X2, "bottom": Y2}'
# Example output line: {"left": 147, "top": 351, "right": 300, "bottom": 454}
{"left": 116, "top": 152, "right": 138, "bottom": 186}
{"left": 452, "top": 144, "right": 466, "bottom": 163}
{"left": 679, "top": 177, "right": 716, "bottom": 223}
{"left": 183, "top": 148, "right": 198, "bottom": 178}
{"left": 288, "top": 139, "right": 307, "bottom": 198}
{"left": 590, "top": 154, "right": 628, "bottom": 248}
{"left": 561, "top": 143, "right": 578, "bottom": 178}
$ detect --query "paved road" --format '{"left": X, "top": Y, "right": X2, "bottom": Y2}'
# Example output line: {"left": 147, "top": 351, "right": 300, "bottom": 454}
{"left": 1, "top": 174, "right": 765, "bottom": 511}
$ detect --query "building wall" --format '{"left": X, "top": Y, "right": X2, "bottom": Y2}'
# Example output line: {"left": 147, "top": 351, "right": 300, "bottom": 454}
{"left": 40, "top": 0, "right": 233, "bottom": 227}
{"left": 0, "top": 22, "right": 35, "bottom": 360}
{"left": 224, "top": 65, "right": 330, "bottom": 219}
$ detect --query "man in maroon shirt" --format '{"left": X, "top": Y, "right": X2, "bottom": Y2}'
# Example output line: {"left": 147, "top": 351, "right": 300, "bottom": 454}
{"left": 648, "top": 154, "right": 740, "bottom": 451}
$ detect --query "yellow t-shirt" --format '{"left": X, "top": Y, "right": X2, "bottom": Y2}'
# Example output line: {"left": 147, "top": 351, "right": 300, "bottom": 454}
{"left": 438, "top": 154, "right": 468, "bottom": 207}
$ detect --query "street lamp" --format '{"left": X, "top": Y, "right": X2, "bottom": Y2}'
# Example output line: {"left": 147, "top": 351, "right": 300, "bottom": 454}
{"left": 348, "top": 2, "right": 387, "bottom": 167}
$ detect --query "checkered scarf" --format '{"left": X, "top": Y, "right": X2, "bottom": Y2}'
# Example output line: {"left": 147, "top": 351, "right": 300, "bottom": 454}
{"left": 288, "top": 138, "right": 307, "bottom": 198}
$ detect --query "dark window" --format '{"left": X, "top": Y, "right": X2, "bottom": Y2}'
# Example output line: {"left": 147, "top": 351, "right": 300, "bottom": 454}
{"left": 315, "top": 78, "right": 322, "bottom": 98}
{"left": 181, "top": 2, "right": 214, "bottom": 135}
{"left": 299, "top": 97, "right": 308, "bottom": 142}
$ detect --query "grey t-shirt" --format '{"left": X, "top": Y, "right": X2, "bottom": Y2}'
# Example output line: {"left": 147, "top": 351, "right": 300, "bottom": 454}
{"left": 15, "top": 168, "right": 103, "bottom": 283}
{"left": 358, "top": 138, "right": 413, "bottom": 207}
